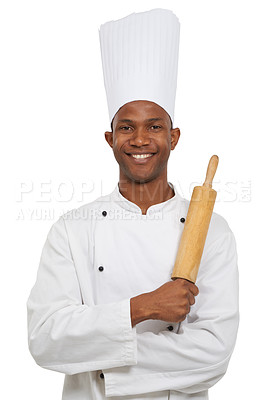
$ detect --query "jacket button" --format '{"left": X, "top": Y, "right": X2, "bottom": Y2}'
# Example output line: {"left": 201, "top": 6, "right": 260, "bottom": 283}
{"left": 180, "top": 217, "right": 185, "bottom": 223}
{"left": 98, "top": 266, "right": 104, "bottom": 272}
{"left": 100, "top": 372, "right": 104, "bottom": 379}
{"left": 102, "top": 211, "right": 107, "bottom": 217}
{"left": 167, "top": 325, "right": 174, "bottom": 331}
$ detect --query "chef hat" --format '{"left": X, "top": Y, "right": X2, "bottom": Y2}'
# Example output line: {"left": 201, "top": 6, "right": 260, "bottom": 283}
{"left": 99, "top": 8, "right": 180, "bottom": 125}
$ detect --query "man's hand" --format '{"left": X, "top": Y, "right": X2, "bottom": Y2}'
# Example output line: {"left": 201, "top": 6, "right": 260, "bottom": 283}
{"left": 130, "top": 279, "right": 199, "bottom": 327}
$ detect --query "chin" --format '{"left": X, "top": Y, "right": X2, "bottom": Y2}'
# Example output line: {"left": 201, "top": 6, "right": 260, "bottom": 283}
{"left": 126, "top": 172, "right": 159, "bottom": 184}
{"left": 120, "top": 163, "right": 166, "bottom": 184}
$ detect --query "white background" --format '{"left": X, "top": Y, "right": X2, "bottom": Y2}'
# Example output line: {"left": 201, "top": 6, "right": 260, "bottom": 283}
{"left": 1, "top": 0, "right": 266, "bottom": 398}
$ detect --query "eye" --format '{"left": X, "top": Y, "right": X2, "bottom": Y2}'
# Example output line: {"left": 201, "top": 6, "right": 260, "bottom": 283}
{"left": 150, "top": 125, "right": 162, "bottom": 130}
{"left": 119, "top": 126, "right": 132, "bottom": 131}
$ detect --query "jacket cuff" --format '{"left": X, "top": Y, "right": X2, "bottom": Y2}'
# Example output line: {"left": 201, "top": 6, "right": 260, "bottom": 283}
{"left": 120, "top": 298, "right": 137, "bottom": 365}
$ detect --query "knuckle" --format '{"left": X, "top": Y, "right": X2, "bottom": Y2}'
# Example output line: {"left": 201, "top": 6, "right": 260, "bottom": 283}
{"left": 181, "top": 300, "right": 188, "bottom": 308}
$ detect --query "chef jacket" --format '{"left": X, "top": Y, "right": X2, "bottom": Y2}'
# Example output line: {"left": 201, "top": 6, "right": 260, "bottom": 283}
{"left": 27, "top": 183, "right": 239, "bottom": 400}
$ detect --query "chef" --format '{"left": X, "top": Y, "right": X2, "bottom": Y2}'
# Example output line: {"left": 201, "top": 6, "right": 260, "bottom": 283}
{"left": 27, "top": 8, "right": 239, "bottom": 400}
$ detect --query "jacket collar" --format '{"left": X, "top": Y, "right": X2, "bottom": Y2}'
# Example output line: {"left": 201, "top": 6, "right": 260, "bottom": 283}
{"left": 110, "top": 182, "right": 183, "bottom": 217}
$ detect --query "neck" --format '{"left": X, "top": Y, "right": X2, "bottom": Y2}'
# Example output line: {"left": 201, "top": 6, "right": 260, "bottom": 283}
{"left": 118, "top": 174, "right": 175, "bottom": 215}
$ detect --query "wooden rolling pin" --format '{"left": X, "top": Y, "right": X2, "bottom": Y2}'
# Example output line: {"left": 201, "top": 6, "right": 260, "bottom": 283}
{"left": 171, "top": 155, "right": 219, "bottom": 283}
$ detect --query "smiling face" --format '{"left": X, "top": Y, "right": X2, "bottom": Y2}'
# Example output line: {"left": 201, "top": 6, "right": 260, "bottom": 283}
{"left": 105, "top": 100, "right": 180, "bottom": 184}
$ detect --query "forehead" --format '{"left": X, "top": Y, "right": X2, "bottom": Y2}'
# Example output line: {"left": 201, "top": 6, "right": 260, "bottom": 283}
{"left": 113, "top": 100, "right": 171, "bottom": 125}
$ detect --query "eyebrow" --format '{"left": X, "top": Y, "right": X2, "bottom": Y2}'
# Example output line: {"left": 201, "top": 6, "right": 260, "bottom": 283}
{"left": 117, "top": 118, "right": 164, "bottom": 124}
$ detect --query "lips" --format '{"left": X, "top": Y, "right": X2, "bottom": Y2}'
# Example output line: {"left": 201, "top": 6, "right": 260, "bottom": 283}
{"left": 131, "top": 153, "right": 153, "bottom": 159}
{"left": 126, "top": 152, "right": 156, "bottom": 163}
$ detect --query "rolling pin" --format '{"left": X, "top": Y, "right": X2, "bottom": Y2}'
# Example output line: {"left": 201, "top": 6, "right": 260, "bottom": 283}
{"left": 171, "top": 155, "right": 219, "bottom": 283}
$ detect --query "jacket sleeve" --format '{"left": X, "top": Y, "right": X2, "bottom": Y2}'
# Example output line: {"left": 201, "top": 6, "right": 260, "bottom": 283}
{"left": 102, "top": 231, "right": 239, "bottom": 397}
{"left": 27, "top": 216, "right": 137, "bottom": 375}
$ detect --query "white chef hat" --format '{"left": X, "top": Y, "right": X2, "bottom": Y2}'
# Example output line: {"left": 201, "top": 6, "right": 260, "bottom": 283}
{"left": 99, "top": 8, "right": 180, "bottom": 125}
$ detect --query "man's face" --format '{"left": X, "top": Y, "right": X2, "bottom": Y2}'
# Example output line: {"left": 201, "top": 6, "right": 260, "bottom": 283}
{"left": 105, "top": 100, "right": 180, "bottom": 184}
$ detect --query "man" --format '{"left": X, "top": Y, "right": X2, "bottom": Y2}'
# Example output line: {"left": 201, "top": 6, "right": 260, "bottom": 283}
{"left": 27, "top": 9, "right": 239, "bottom": 400}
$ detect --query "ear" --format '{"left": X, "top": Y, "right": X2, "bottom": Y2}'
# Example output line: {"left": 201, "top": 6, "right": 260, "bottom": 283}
{"left": 170, "top": 127, "right": 180, "bottom": 150}
{"left": 105, "top": 131, "right": 113, "bottom": 148}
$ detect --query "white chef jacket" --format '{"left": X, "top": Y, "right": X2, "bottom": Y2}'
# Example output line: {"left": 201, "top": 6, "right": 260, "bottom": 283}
{"left": 27, "top": 183, "right": 239, "bottom": 400}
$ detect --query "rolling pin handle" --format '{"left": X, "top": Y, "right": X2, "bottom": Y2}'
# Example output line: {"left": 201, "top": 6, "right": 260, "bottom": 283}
{"left": 203, "top": 155, "right": 219, "bottom": 188}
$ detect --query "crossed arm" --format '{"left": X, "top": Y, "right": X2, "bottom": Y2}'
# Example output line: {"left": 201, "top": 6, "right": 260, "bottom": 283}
{"left": 27, "top": 216, "right": 239, "bottom": 397}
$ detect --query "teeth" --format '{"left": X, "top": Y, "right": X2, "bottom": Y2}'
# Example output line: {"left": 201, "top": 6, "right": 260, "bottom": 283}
{"left": 131, "top": 154, "right": 153, "bottom": 159}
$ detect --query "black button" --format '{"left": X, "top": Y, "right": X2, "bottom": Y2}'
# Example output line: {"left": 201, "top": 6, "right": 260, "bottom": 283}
{"left": 98, "top": 266, "right": 104, "bottom": 272}
{"left": 102, "top": 211, "right": 107, "bottom": 217}
{"left": 167, "top": 325, "right": 174, "bottom": 331}
{"left": 100, "top": 372, "right": 104, "bottom": 379}
{"left": 180, "top": 217, "right": 185, "bottom": 223}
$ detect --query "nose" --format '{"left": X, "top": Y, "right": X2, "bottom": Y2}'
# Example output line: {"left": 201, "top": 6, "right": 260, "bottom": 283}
{"left": 129, "top": 128, "right": 151, "bottom": 147}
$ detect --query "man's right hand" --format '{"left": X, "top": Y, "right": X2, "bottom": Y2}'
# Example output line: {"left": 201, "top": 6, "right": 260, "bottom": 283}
{"left": 130, "top": 279, "right": 199, "bottom": 327}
